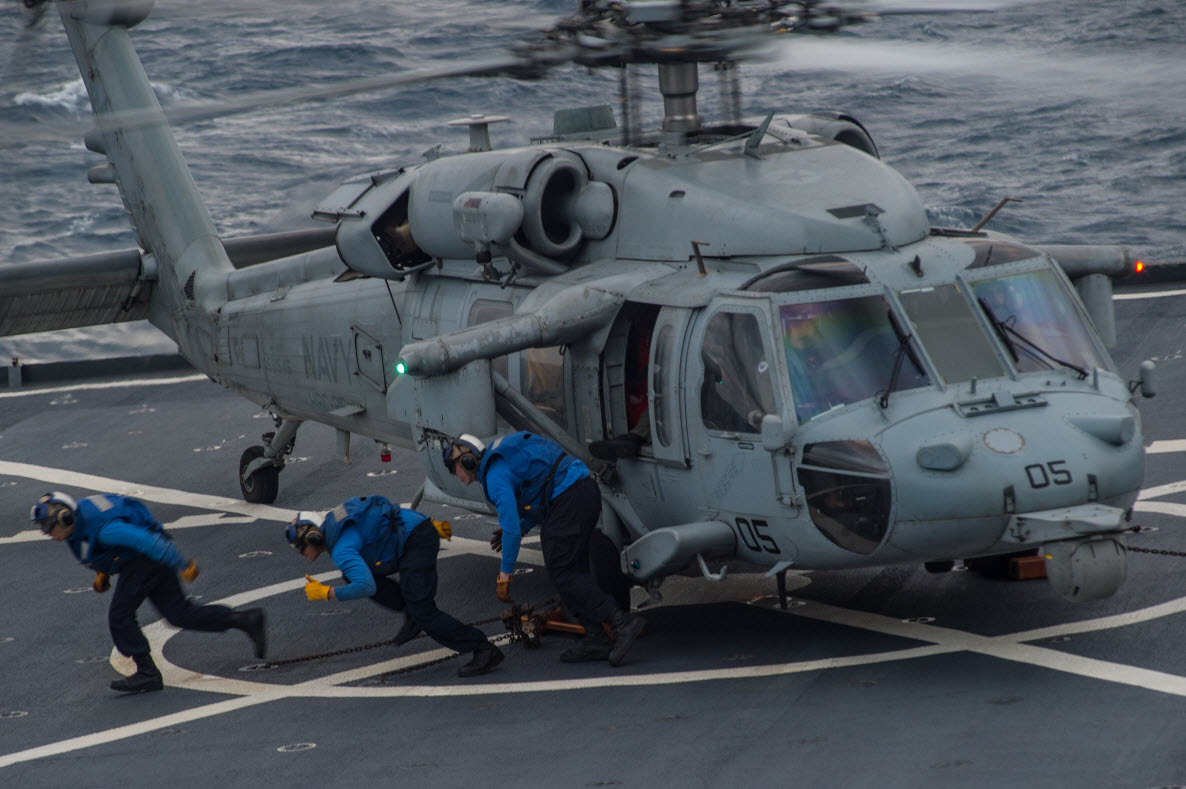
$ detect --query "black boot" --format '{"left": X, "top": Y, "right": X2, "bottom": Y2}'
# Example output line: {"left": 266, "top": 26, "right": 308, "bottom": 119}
{"left": 111, "top": 653, "right": 163, "bottom": 693}
{"left": 560, "top": 624, "right": 613, "bottom": 663}
{"left": 457, "top": 642, "right": 504, "bottom": 678}
{"left": 394, "top": 614, "right": 422, "bottom": 646}
{"left": 229, "top": 608, "right": 267, "bottom": 659}
{"left": 607, "top": 608, "right": 646, "bottom": 667}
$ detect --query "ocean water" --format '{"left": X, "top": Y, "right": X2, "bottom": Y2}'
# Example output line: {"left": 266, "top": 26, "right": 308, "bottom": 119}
{"left": 1, "top": 0, "right": 1184, "bottom": 362}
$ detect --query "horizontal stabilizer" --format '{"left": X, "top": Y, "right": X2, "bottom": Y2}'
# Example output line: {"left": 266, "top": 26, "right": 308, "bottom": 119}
{"left": 0, "top": 249, "right": 152, "bottom": 337}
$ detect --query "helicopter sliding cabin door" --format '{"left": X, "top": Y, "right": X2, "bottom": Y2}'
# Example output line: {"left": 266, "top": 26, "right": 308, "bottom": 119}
{"left": 601, "top": 305, "right": 692, "bottom": 529}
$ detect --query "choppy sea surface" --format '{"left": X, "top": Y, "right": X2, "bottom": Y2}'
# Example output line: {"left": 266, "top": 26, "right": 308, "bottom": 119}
{"left": 1, "top": 0, "right": 1184, "bottom": 362}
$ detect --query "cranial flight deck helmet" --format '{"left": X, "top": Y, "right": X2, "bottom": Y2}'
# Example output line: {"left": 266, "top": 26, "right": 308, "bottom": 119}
{"left": 285, "top": 511, "right": 326, "bottom": 551}
{"left": 442, "top": 434, "right": 486, "bottom": 473}
{"left": 31, "top": 491, "right": 78, "bottom": 533}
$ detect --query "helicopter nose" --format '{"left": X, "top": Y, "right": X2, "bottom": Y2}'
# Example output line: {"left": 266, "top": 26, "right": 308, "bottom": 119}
{"left": 880, "top": 394, "right": 1143, "bottom": 559}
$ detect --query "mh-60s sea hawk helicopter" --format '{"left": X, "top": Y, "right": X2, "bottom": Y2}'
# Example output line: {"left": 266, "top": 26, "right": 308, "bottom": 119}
{"left": 0, "top": 0, "right": 1158, "bottom": 604}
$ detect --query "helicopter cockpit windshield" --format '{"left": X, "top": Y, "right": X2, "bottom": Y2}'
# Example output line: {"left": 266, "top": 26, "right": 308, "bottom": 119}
{"left": 780, "top": 295, "right": 931, "bottom": 424}
{"left": 773, "top": 261, "right": 1111, "bottom": 424}
{"left": 967, "top": 268, "right": 1110, "bottom": 375}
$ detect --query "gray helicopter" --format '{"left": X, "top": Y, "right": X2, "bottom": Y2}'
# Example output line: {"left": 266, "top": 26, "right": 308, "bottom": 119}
{"left": 0, "top": 0, "right": 1158, "bottom": 605}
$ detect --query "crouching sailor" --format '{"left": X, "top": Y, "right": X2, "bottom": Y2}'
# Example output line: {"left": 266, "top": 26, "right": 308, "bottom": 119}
{"left": 287, "top": 496, "right": 504, "bottom": 678}
{"left": 443, "top": 432, "right": 646, "bottom": 666}
{"left": 32, "top": 491, "right": 267, "bottom": 694}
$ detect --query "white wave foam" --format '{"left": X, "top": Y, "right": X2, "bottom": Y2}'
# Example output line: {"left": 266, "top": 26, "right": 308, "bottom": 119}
{"left": 14, "top": 80, "right": 89, "bottom": 112}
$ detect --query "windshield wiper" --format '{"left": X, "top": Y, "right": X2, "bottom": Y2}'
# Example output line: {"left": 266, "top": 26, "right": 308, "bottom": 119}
{"left": 879, "top": 309, "right": 925, "bottom": 408}
{"left": 977, "top": 298, "right": 1088, "bottom": 378}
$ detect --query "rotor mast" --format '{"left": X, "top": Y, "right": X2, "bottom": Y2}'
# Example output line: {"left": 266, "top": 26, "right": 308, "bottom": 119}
{"left": 658, "top": 62, "right": 702, "bottom": 134}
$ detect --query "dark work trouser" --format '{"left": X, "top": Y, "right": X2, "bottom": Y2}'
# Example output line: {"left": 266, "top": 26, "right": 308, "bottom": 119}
{"left": 109, "top": 556, "right": 233, "bottom": 658}
{"left": 370, "top": 521, "right": 488, "bottom": 655}
{"left": 540, "top": 477, "right": 617, "bottom": 627}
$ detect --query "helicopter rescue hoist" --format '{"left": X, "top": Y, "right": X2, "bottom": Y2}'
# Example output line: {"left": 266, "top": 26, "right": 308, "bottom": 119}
{"left": 0, "top": 0, "right": 1158, "bottom": 606}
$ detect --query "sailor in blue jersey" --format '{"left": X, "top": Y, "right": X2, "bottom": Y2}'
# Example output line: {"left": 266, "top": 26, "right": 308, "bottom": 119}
{"left": 32, "top": 491, "right": 267, "bottom": 694}
{"left": 444, "top": 432, "right": 646, "bottom": 666}
{"left": 287, "top": 495, "right": 503, "bottom": 677}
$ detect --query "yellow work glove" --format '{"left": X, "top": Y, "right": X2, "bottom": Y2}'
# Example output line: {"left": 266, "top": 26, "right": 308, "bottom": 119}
{"left": 304, "top": 574, "right": 332, "bottom": 602}
{"left": 180, "top": 559, "right": 200, "bottom": 583}
{"left": 496, "top": 575, "right": 512, "bottom": 603}
{"left": 432, "top": 519, "right": 452, "bottom": 541}
{"left": 92, "top": 572, "right": 110, "bottom": 594}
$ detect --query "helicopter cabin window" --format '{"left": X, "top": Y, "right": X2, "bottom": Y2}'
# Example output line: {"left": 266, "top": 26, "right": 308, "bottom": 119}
{"left": 625, "top": 308, "right": 657, "bottom": 437}
{"left": 970, "top": 269, "right": 1109, "bottom": 374}
{"left": 522, "top": 346, "right": 566, "bottom": 428}
{"left": 467, "top": 299, "right": 512, "bottom": 381}
{"left": 897, "top": 283, "right": 1008, "bottom": 384}
{"left": 700, "top": 312, "right": 776, "bottom": 434}
{"left": 780, "top": 296, "right": 930, "bottom": 424}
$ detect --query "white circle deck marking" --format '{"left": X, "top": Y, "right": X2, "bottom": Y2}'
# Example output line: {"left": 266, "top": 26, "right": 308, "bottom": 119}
{"left": 8, "top": 448, "right": 1186, "bottom": 767}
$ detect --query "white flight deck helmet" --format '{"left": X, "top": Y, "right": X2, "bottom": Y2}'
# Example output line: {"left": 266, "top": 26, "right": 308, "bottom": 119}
{"left": 443, "top": 433, "right": 486, "bottom": 473}
{"left": 31, "top": 491, "right": 78, "bottom": 533}
{"left": 285, "top": 511, "right": 327, "bottom": 551}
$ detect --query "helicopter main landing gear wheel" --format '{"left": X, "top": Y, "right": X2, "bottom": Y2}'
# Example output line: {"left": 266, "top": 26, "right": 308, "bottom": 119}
{"left": 237, "top": 417, "right": 302, "bottom": 504}
{"left": 239, "top": 445, "right": 279, "bottom": 504}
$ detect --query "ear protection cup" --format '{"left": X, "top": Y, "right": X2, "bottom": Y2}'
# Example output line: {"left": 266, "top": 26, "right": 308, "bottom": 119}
{"left": 32, "top": 492, "right": 77, "bottom": 533}
{"left": 286, "top": 513, "right": 325, "bottom": 550}
{"left": 444, "top": 434, "right": 485, "bottom": 472}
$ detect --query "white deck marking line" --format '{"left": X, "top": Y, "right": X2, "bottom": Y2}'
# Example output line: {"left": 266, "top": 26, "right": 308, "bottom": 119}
{"left": 790, "top": 597, "right": 1186, "bottom": 697}
{"left": 0, "top": 460, "right": 296, "bottom": 531}
{"left": 0, "top": 463, "right": 520, "bottom": 550}
{"left": 1133, "top": 501, "right": 1186, "bottom": 517}
{"left": 0, "top": 695, "right": 275, "bottom": 769}
{"left": 1115, "top": 288, "right": 1186, "bottom": 300}
{"left": 1146, "top": 440, "right": 1186, "bottom": 454}
{"left": 0, "top": 373, "right": 207, "bottom": 399}
{"left": 1136, "top": 478, "right": 1186, "bottom": 500}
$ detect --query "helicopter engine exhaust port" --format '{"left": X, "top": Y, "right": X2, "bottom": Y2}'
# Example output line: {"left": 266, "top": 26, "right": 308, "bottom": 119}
{"left": 520, "top": 157, "right": 589, "bottom": 260}
{"left": 1042, "top": 535, "right": 1127, "bottom": 602}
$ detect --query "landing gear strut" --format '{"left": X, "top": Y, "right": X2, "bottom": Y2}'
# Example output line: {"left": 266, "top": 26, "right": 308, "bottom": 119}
{"left": 238, "top": 417, "right": 302, "bottom": 504}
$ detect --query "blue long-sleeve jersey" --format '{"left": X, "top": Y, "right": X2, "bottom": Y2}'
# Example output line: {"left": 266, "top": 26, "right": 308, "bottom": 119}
{"left": 322, "top": 495, "right": 429, "bottom": 601}
{"left": 65, "top": 494, "right": 184, "bottom": 574}
{"left": 476, "top": 432, "right": 588, "bottom": 575}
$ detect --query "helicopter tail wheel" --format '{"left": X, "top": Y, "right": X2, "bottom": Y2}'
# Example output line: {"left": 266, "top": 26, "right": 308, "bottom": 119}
{"left": 239, "top": 445, "right": 280, "bottom": 504}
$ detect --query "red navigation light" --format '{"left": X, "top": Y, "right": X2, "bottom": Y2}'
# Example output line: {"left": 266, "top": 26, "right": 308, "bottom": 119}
{"left": 1134, "top": 260, "right": 1145, "bottom": 274}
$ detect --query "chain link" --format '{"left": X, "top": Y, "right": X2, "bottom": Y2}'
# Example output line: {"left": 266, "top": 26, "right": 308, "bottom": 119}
{"left": 1129, "top": 545, "right": 1186, "bottom": 558}
{"left": 1126, "top": 525, "right": 1186, "bottom": 558}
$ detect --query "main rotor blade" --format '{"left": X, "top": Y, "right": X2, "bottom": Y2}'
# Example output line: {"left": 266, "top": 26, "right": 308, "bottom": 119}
{"left": 117, "top": 53, "right": 530, "bottom": 131}
{"left": 0, "top": 51, "right": 530, "bottom": 150}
